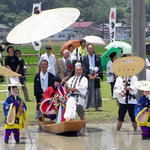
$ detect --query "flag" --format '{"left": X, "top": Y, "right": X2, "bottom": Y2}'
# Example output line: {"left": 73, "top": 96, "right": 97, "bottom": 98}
{"left": 32, "top": 2, "right": 42, "bottom": 51}
{"left": 109, "top": 7, "right": 116, "bottom": 42}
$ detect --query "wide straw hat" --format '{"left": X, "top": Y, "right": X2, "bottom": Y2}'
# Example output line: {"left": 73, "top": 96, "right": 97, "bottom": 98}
{"left": 112, "top": 56, "right": 145, "bottom": 77}
{"left": 0, "top": 66, "right": 21, "bottom": 77}
{"left": 135, "top": 80, "right": 150, "bottom": 91}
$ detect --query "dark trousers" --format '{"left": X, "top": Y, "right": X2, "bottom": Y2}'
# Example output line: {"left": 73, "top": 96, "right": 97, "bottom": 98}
{"left": 118, "top": 103, "right": 135, "bottom": 122}
{"left": 4, "top": 129, "right": 20, "bottom": 142}
{"left": 110, "top": 82, "right": 115, "bottom": 97}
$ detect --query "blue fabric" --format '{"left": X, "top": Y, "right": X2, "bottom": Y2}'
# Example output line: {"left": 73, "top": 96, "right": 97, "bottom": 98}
{"left": 3, "top": 96, "right": 27, "bottom": 124}
{"left": 134, "top": 96, "right": 150, "bottom": 118}
{"left": 88, "top": 54, "right": 95, "bottom": 70}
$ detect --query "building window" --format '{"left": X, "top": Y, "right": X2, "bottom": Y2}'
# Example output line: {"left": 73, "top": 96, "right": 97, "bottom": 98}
{"left": 59, "top": 34, "right": 65, "bottom": 38}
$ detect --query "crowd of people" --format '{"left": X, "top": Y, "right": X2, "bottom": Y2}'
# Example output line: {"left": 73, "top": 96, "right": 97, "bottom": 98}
{"left": 2, "top": 39, "right": 150, "bottom": 144}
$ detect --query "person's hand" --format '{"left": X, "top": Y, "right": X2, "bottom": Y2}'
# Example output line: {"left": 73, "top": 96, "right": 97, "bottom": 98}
{"left": 41, "top": 93, "right": 44, "bottom": 97}
{"left": 126, "top": 86, "right": 132, "bottom": 91}
{"left": 120, "top": 92, "right": 125, "bottom": 97}
{"left": 13, "top": 100, "right": 19, "bottom": 108}
{"left": 38, "top": 102, "right": 41, "bottom": 106}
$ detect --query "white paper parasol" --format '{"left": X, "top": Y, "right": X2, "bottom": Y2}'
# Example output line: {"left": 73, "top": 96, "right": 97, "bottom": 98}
{"left": 83, "top": 35, "right": 105, "bottom": 45}
{"left": 7, "top": 8, "right": 80, "bottom": 44}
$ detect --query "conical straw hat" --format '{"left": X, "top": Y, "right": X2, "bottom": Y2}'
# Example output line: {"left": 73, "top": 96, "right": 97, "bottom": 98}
{"left": 0, "top": 65, "right": 21, "bottom": 77}
{"left": 112, "top": 56, "right": 145, "bottom": 77}
{"left": 135, "top": 80, "right": 150, "bottom": 91}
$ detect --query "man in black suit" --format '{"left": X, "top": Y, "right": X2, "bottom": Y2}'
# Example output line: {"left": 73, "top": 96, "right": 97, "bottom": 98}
{"left": 34, "top": 59, "right": 55, "bottom": 121}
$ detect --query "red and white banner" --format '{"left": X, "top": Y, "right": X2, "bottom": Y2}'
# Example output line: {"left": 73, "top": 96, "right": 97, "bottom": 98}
{"left": 109, "top": 7, "right": 116, "bottom": 42}
{"left": 32, "top": 2, "right": 42, "bottom": 51}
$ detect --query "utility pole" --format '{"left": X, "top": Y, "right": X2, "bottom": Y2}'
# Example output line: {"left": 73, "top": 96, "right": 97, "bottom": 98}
{"left": 131, "top": 0, "right": 146, "bottom": 80}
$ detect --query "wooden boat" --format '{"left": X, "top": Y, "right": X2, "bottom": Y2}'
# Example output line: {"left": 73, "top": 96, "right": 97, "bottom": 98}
{"left": 38, "top": 120, "right": 85, "bottom": 134}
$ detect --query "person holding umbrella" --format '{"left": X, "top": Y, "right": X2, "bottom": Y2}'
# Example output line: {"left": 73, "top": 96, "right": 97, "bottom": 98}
{"left": 71, "top": 39, "right": 87, "bottom": 72}
{"left": 106, "top": 52, "right": 118, "bottom": 97}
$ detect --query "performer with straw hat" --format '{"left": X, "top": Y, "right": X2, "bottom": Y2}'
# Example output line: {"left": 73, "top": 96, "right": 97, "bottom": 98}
{"left": 3, "top": 77, "right": 28, "bottom": 144}
{"left": 112, "top": 56, "right": 145, "bottom": 131}
{"left": 135, "top": 80, "right": 150, "bottom": 139}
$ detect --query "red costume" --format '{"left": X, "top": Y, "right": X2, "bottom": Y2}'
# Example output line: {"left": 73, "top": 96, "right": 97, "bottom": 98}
{"left": 40, "top": 85, "right": 68, "bottom": 123}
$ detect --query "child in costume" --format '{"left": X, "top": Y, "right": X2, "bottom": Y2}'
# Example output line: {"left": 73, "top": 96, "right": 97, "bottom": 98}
{"left": 40, "top": 77, "right": 68, "bottom": 123}
{"left": 3, "top": 85, "right": 27, "bottom": 144}
{"left": 135, "top": 80, "right": 150, "bottom": 139}
{"left": 113, "top": 76, "right": 138, "bottom": 131}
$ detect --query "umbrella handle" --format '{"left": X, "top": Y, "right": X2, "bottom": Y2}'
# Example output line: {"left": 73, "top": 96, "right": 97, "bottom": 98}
{"left": 48, "top": 38, "right": 65, "bottom": 79}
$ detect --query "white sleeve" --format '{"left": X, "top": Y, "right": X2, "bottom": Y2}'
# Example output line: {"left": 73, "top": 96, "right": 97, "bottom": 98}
{"left": 39, "top": 55, "right": 44, "bottom": 64}
{"left": 113, "top": 77, "right": 123, "bottom": 98}
{"left": 130, "top": 76, "right": 138, "bottom": 95}
{"left": 71, "top": 49, "right": 77, "bottom": 61}
{"left": 76, "top": 77, "right": 88, "bottom": 95}
{"left": 107, "top": 61, "right": 113, "bottom": 74}
{"left": 66, "top": 77, "right": 73, "bottom": 88}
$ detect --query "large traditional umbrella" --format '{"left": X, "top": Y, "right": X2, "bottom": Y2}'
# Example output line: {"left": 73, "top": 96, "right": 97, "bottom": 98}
{"left": 83, "top": 35, "right": 105, "bottom": 45}
{"left": 7, "top": 8, "right": 80, "bottom": 44}
{"left": 105, "top": 41, "right": 131, "bottom": 54}
{"left": 6, "top": 7, "right": 80, "bottom": 79}
{"left": 60, "top": 39, "right": 80, "bottom": 54}
{"left": 100, "top": 47, "right": 122, "bottom": 71}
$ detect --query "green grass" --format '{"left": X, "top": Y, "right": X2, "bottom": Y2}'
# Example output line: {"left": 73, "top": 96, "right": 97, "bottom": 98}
{"left": 2, "top": 44, "right": 106, "bottom": 82}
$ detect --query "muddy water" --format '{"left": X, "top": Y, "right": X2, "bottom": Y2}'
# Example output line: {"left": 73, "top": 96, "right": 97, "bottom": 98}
{"left": 0, "top": 125, "right": 150, "bottom": 150}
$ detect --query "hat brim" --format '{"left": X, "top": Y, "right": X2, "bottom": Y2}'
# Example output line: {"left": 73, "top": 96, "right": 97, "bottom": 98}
{"left": 1, "top": 83, "right": 24, "bottom": 87}
{"left": 135, "top": 81, "right": 150, "bottom": 91}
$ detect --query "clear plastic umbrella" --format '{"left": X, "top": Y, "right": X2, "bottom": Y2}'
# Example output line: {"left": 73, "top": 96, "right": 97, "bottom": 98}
{"left": 7, "top": 7, "right": 80, "bottom": 44}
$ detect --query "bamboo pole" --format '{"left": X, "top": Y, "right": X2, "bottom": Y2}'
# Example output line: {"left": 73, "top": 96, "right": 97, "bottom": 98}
{"left": 48, "top": 38, "right": 65, "bottom": 79}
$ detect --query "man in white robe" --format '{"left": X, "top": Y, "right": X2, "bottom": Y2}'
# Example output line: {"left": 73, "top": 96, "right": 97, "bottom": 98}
{"left": 64, "top": 63, "right": 88, "bottom": 120}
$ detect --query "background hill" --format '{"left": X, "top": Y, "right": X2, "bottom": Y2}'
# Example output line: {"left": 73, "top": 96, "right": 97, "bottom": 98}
{"left": 1, "top": 0, "right": 149, "bottom": 28}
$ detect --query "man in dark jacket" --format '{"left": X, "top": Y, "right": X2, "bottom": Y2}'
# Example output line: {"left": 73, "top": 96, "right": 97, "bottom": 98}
{"left": 82, "top": 43, "right": 103, "bottom": 111}
{"left": 34, "top": 60, "right": 55, "bottom": 120}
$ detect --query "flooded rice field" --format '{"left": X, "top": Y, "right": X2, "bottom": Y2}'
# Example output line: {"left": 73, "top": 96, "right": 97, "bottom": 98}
{"left": 0, "top": 123, "right": 150, "bottom": 150}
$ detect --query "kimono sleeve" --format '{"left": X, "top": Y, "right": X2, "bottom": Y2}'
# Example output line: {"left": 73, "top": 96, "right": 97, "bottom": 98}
{"left": 76, "top": 77, "right": 88, "bottom": 95}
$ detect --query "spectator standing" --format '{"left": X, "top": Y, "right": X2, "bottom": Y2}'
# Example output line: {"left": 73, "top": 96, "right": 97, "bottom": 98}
{"left": 5, "top": 46, "right": 20, "bottom": 89}
{"left": 14, "top": 50, "right": 30, "bottom": 101}
{"left": 106, "top": 52, "right": 118, "bottom": 97}
{"left": 71, "top": 39, "right": 87, "bottom": 75}
{"left": 39, "top": 45, "right": 56, "bottom": 75}
{"left": 82, "top": 43, "right": 103, "bottom": 111}
{"left": 0, "top": 43, "right": 5, "bottom": 83}
{"left": 55, "top": 49, "right": 73, "bottom": 80}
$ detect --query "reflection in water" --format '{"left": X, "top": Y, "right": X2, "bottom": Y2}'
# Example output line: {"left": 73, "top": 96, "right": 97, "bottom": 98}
{"left": 0, "top": 126, "right": 150, "bottom": 150}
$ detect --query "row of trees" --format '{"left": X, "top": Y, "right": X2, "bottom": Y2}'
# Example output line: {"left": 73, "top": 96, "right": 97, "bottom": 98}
{"left": 0, "top": 0, "right": 149, "bottom": 27}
